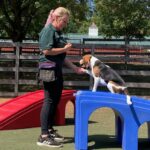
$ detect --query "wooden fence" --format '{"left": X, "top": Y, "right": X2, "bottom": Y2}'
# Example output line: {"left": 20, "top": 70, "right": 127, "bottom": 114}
{"left": 0, "top": 41, "right": 150, "bottom": 97}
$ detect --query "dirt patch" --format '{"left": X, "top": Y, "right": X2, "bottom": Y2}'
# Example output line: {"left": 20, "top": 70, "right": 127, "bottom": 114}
{"left": 0, "top": 98, "right": 11, "bottom": 104}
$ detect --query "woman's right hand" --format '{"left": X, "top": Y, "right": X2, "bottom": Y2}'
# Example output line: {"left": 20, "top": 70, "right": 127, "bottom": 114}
{"left": 64, "top": 43, "right": 72, "bottom": 51}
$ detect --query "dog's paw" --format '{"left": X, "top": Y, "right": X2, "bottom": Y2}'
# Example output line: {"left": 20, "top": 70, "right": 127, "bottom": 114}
{"left": 92, "top": 90, "right": 96, "bottom": 92}
{"left": 126, "top": 95, "right": 132, "bottom": 105}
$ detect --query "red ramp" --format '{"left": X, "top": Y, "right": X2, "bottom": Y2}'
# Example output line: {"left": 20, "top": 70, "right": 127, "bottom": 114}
{"left": 0, "top": 90, "right": 76, "bottom": 130}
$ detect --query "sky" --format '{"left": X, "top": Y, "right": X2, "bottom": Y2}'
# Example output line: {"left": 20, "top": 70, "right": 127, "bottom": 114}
{"left": 88, "top": 0, "right": 95, "bottom": 12}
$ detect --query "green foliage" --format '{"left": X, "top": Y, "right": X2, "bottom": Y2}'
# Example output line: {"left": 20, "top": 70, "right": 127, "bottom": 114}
{"left": 78, "top": 21, "right": 91, "bottom": 34}
{"left": 0, "top": 0, "right": 90, "bottom": 41}
{"left": 0, "top": 0, "right": 149, "bottom": 40}
{"left": 0, "top": 0, "right": 45, "bottom": 41}
{"left": 93, "top": 0, "right": 150, "bottom": 39}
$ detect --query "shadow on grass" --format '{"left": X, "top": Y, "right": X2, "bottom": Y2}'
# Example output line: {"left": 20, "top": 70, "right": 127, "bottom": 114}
{"left": 63, "top": 137, "right": 74, "bottom": 144}
{"left": 88, "top": 134, "right": 121, "bottom": 150}
{"left": 87, "top": 135, "right": 150, "bottom": 150}
{"left": 62, "top": 134, "right": 150, "bottom": 149}
{"left": 138, "top": 139, "right": 150, "bottom": 150}
{"left": 62, "top": 118, "right": 150, "bottom": 150}
{"left": 65, "top": 118, "right": 98, "bottom": 125}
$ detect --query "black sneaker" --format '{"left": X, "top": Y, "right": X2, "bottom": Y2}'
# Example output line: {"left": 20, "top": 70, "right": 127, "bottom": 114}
{"left": 49, "top": 129, "right": 64, "bottom": 142}
{"left": 37, "top": 135, "right": 63, "bottom": 148}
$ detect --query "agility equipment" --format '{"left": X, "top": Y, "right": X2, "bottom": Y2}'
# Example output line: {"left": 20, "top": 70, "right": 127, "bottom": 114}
{"left": 75, "top": 90, "right": 150, "bottom": 150}
{"left": 0, "top": 90, "right": 75, "bottom": 130}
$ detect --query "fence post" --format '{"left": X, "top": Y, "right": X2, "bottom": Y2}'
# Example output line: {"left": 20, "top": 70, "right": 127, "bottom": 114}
{"left": 89, "top": 44, "right": 95, "bottom": 90}
{"left": 14, "top": 42, "right": 20, "bottom": 96}
{"left": 124, "top": 36, "right": 130, "bottom": 69}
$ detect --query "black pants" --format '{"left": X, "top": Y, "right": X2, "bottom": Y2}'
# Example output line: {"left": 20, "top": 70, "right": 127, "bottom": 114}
{"left": 40, "top": 79, "right": 63, "bottom": 135}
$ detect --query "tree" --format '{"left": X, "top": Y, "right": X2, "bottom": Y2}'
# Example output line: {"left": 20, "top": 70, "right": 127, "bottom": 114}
{"left": 93, "top": 0, "right": 150, "bottom": 39}
{"left": 66, "top": 0, "right": 90, "bottom": 33}
{"left": 0, "top": 0, "right": 90, "bottom": 42}
{"left": 0, "top": 0, "right": 43, "bottom": 42}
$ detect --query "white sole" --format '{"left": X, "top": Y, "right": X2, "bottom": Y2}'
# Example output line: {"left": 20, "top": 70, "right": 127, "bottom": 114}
{"left": 37, "top": 142, "right": 63, "bottom": 148}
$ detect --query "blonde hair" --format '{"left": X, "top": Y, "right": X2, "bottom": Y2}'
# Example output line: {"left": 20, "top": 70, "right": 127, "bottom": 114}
{"left": 53, "top": 7, "right": 70, "bottom": 18}
{"left": 45, "top": 7, "right": 70, "bottom": 27}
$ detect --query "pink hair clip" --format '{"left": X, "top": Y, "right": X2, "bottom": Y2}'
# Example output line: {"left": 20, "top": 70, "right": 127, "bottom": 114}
{"left": 45, "top": 9, "right": 54, "bottom": 27}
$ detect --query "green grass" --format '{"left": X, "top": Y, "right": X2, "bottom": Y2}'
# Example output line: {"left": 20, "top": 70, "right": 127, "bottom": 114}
{"left": 0, "top": 108, "right": 149, "bottom": 150}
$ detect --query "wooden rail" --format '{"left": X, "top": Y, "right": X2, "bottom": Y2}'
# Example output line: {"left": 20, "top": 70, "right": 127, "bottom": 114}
{"left": 0, "top": 41, "right": 150, "bottom": 97}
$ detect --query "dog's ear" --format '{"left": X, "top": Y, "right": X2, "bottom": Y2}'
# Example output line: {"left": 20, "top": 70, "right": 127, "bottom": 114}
{"left": 83, "top": 54, "right": 91, "bottom": 63}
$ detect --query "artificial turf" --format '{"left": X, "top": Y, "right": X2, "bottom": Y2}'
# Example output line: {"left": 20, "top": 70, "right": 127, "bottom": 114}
{"left": 0, "top": 107, "right": 149, "bottom": 150}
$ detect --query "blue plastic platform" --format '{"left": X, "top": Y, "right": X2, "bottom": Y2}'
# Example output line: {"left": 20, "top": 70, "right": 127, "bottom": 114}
{"left": 74, "top": 90, "right": 150, "bottom": 150}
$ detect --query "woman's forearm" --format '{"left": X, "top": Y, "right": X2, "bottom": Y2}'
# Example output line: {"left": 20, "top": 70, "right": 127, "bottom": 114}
{"left": 64, "top": 59, "right": 77, "bottom": 71}
{"left": 43, "top": 48, "right": 67, "bottom": 56}
{"left": 43, "top": 43, "right": 72, "bottom": 56}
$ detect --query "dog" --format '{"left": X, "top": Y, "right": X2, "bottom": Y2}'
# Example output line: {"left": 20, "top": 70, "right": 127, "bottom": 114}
{"left": 80, "top": 54, "right": 132, "bottom": 105}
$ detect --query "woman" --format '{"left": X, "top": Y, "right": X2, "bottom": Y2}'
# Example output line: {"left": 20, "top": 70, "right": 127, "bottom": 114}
{"left": 37, "top": 7, "right": 84, "bottom": 148}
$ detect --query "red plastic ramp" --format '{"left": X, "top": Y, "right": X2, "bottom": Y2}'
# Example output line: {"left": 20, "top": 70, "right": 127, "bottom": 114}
{"left": 0, "top": 90, "right": 75, "bottom": 130}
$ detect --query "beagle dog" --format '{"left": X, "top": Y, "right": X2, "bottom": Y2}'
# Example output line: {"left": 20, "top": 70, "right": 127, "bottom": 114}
{"left": 80, "top": 54, "right": 132, "bottom": 105}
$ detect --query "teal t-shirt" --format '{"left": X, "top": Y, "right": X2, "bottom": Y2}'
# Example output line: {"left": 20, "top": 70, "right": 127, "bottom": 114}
{"left": 39, "top": 24, "right": 66, "bottom": 68}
